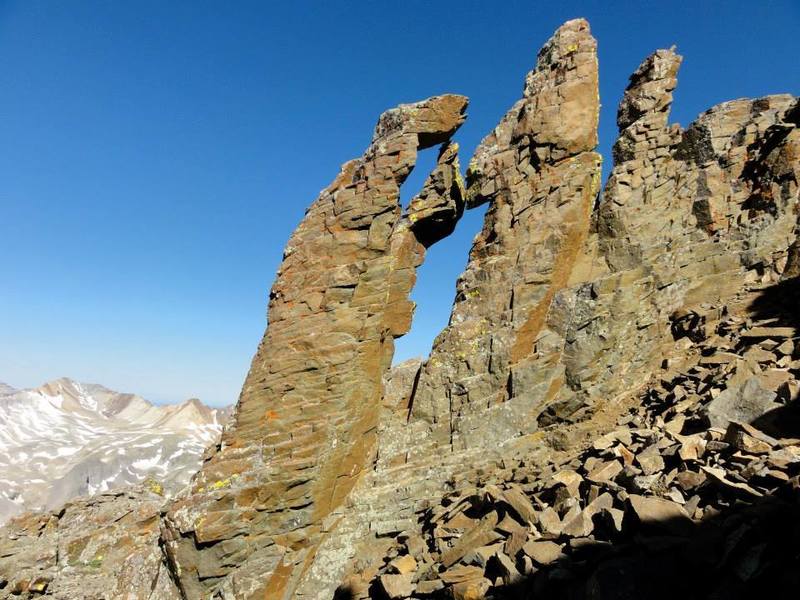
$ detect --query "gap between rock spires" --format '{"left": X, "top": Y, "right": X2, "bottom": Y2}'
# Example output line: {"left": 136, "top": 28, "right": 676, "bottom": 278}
{"left": 1, "top": 16, "right": 799, "bottom": 600}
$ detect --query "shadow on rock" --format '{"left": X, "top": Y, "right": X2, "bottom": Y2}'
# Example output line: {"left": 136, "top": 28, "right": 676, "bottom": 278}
{"left": 457, "top": 492, "right": 799, "bottom": 600}
{"left": 746, "top": 276, "right": 800, "bottom": 438}
{"left": 346, "top": 488, "right": 800, "bottom": 600}
{"left": 334, "top": 585, "right": 358, "bottom": 600}
{"left": 747, "top": 275, "right": 800, "bottom": 334}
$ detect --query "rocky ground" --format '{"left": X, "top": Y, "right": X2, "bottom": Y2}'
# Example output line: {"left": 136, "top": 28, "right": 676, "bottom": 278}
{"left": 0, "top": 486, "right": 179, "bottom": 599}
{"left": 341, "top": 280, "right": 800, "bottom": 599}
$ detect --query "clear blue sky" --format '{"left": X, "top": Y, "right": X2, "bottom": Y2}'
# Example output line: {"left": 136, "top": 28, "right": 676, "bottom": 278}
{"left": 1, "top": 1, "right": 798, "bottom": 406}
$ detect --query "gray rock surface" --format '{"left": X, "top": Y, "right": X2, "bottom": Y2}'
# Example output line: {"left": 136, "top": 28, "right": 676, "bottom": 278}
{"left": 706, "top": 377, "right": 781, "bottom": 429}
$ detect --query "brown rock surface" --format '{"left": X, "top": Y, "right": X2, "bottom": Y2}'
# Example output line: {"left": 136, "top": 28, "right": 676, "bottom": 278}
{"left": 159, "top": 93, "right": 469, "bottom": 598}
{"left": 358, "top": 300, "right": 800, "bottom": 599}
{"left": 408, "top": 18, "right": 602, "bottom": 448}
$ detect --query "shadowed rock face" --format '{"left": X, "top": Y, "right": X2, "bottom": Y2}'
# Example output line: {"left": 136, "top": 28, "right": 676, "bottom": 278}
{"left": 2, "top": 18, "right": 799, "bottom": 600}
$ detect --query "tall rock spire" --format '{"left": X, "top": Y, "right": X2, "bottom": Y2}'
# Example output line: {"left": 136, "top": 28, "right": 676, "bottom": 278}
{"left": 599, "top": 47, "right": 684, "bottom": 271}
{"left": 614, "top": 47, "right": 682, "bottom": 162}
{"left": 408, "top": 18, "right": 602, "bottom": 448}
{"left": 160, "top": 94, "right": 469, "bottom": 598}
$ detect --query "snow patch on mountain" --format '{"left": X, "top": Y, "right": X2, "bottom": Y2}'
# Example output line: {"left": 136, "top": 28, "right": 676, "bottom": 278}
{"left": 0, "top": 377, "right": 231, "bottom": 524}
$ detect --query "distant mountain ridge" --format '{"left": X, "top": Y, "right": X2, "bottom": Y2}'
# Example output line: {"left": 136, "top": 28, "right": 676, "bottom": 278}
{"left": 0, "top": 377, "right": 230, "bottom": 524}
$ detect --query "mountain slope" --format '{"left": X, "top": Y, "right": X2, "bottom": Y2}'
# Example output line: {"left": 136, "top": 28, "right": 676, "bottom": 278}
{"left": 0, "top": 378, "right": 229, "bottom": 524}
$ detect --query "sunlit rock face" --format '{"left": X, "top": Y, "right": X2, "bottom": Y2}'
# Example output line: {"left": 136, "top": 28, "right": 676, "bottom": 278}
{"left": 0, "top": 487, "right": 182, "bottom": 599}
{"left": 159, "top": 94, "right": 470, "bottom": 598}
{"left": 407, "top": 18, "right": 602, "bottom": 448}
{"left": 2, "top": 17, "right": 799, "bottom": 600}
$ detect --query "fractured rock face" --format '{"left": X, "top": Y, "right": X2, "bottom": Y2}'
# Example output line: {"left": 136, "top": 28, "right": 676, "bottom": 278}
{"left": 408, "top": 18, "right": 602, "bottom": 449}
{"left": 336, "top": 30, "right": 798, "bottom": 598}
{"left": 706, "top": 377, "right": 781, "bottom": 429}
{"left": 570, "top": 51, "right": 800, "bottom": 425}
{"left": 407, "top": 142, "right": 465, "bottom": 247}
{"left": 0, "top": 487, "right": 179, "bottom": 600}
{"left": 355, "top": 292, "right": 800, "bottom": 600}
{"left": 160, "top": 94, "right": 469, "bottom": 598}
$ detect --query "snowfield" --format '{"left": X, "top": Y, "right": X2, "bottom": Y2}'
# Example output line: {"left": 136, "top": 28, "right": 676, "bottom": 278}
{"left": 0, "top": 378, "right": 230, "bottom": 524}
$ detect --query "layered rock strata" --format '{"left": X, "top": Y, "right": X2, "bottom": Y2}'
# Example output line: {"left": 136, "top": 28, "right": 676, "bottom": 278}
{"left": 408, "top": 18, "right": 602, "bottom": 449}
{"left": 575, "top": 51, "right": 799, "bottom": 423}
{"left": 356, "top": 289, "right": 800, "bottom": 599}
{"left": 327, "top": 36, "right": 799, "bottom": 600}
{"left": 287, "top": 20, "right": 605, "bottom": 598}
{"left": 347, "top": 43, "right": 799, "bottom": 600}
{"left": 160, "top": 95, "right": 469, "bottom": 598}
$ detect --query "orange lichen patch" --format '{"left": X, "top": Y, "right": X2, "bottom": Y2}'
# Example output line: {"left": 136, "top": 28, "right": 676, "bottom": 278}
{"left": 264, "top": 409, "right": 279, "bottom": 421}
{"left": 259, "top": 556, "right": 294, "bottom": 600}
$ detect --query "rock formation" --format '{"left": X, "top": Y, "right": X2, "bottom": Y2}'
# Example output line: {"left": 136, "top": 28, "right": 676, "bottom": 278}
{"left": 408, "top": 18, "right": 602, "bottom": 447}
{"left": 1, "top": 17, "right": 799, "bottom": 600}
{"left": 358, "top": 305, "right": 800, "bottom": 599}
{"left": 160, "top": 94, "right": 469, "bottom": 599}
{"left": 0, "top": 487, "right": 180, "bottom": 599}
